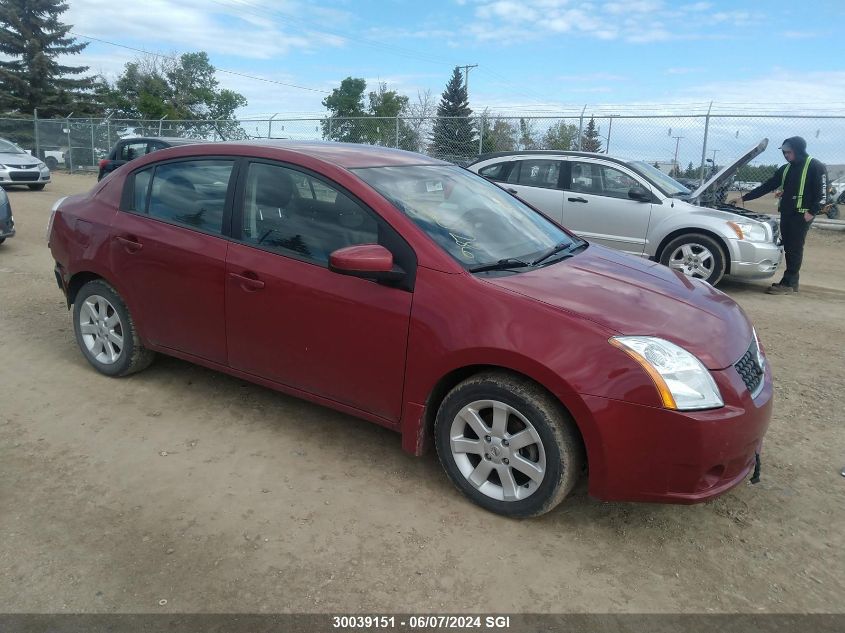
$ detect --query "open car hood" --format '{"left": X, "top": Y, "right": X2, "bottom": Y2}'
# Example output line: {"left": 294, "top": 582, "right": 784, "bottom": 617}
{"left": 687, "top": 138, "right": 769, "bottom": 204}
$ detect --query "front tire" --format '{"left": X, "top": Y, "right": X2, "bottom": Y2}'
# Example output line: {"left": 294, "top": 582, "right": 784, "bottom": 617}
{"left": 72, "top": 279, "right": 155, "bottom": 377}
{"left": 28, "top": 184, "right": 46, "bottom": 191}
{"left": 659, "top": 233, "right": 726, "bottom": 285}
{"left": 434, "top": 372, "right": 584, "bottom": 518}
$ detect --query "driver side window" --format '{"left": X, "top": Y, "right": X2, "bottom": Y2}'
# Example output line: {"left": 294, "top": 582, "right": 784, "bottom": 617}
{"left": 240, "top": 162, "right": 378, "bottom": 265}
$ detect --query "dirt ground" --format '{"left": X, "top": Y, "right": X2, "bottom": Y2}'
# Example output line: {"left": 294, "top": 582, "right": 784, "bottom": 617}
{"left": 1, "top": 173, "right": 843, "bottom": 614}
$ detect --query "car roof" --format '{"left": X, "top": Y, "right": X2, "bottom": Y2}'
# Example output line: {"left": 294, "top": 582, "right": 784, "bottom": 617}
{"left": 172, "top": 140, "right": 450, "bottom": 169}
{"left": 468, "top": 150, "right": 638, "bottom": 171}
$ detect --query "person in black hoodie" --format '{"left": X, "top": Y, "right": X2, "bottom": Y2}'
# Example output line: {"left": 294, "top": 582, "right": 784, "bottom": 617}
{"left": 734, "top": 137, "right": 827, "bottom": 294}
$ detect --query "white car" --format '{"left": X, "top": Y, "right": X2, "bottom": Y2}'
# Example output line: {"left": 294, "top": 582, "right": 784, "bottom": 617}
{"left": 468, "top": 139, "right": 781, "bottom": 286}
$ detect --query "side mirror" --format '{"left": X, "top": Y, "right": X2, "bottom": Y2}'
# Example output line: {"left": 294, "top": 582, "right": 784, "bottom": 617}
{"left": 329, "top": 244, "right": 405, "bottom": 282}
{"left": 628, "top": 186, "right": 651, "bottom": 202}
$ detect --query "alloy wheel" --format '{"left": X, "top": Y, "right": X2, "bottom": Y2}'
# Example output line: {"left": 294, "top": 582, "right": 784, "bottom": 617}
{"left": 78, "top": 294, "right": 124, "bottom": 365}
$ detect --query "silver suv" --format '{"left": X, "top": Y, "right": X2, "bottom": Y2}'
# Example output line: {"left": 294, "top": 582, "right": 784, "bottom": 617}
{"left": 468, "top": 140, "right": 781, "bottom": 285}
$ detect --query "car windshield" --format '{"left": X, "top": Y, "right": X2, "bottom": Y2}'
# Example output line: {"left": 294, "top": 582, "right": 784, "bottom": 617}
{"left": 354, "top": 164, "right": 580, "bottom": 270}
{"left": 627, "top": 161, "right": 690, "bottom": 196}
{"left": 0, "top": 139, "right": 26, "bottom": 154}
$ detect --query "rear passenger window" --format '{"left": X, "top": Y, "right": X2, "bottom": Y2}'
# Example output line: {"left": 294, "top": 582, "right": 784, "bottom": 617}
{"left": 120, "top": 142, "right": 150, "bottom": 161}
{"left": 240, "top": 162, "right": 378, "bottom": 264}
{"left": 478, "top": 162, "right": 511, "bottom": 181}
{"left": 131, "top": 160, "right": 235, "bottom": 235}
{"left": 513, "top": 160, "right": 561, "bottom": 189}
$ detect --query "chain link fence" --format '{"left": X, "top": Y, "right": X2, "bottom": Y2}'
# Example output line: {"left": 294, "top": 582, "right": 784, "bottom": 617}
{"left": 2, "top": 111, "right": 844, "bottom": 188}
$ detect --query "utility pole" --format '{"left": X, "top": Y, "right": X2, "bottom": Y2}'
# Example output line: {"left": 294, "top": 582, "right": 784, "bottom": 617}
{"left": 460, "top": 64, "right": 478, "bottom": 96}
{"left": 672, "top": 135, "right": 684, "bottom": 174}
{"left": 710, "top": 149, "right": 719, "bottom": 165}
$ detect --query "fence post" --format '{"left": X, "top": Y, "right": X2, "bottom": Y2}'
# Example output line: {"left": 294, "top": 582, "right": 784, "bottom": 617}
{"left": 577, "top": 105, "right": 587, "bottom": 151}
{"left": 328, "top": 117, "right": 333, "bottom": 140}
{"left": 33, "top": 109, "right": 40, "bottom": 159}
{"left": 159, "top": 115, "right": 167, "bottom": 136}
{"left": 395, "top": 117, "right": 400, "bottom": 148}
{"left": 478, "top": 114, "right": 484, "bottom": 155}
{"left": 606, "top": 116, "right": 613, "bottom": 154}
{"left": 66, "top": 113, "right": 73, "bottom": 173}
{"left": 698, "top": 101, "right": 713, "bottom": 188}
{"left": 269, "top": 113, "right": 278, "bottom": 139}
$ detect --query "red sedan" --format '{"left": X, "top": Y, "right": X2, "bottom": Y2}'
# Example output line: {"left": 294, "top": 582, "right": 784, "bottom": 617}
{"left": 47, "top": 141, "right": 772, "bottom": 517}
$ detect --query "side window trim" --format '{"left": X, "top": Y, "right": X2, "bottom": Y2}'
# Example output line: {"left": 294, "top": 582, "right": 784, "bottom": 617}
{"left": 118, "top": 156, "right": 241, "bottom": 239}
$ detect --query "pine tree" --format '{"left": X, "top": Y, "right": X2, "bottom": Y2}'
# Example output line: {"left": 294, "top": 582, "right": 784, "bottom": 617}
{"left": 430, "top": 67, "right": 476, "bottom": 161}
{"left": 580, "top": 117, "right": 602, "bottom": 152}
{"left": 0, "top": 0, "right": 99, "bottom": 116}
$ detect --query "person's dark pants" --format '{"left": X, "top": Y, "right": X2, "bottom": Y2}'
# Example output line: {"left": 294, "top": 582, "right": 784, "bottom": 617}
{"left": 779, "top": 211, "right": 813, "bottom": 288}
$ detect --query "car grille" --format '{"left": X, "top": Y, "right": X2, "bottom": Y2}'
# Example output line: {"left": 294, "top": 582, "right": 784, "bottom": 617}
{"left": 769, "top": 220, "right": 780, "bottom": 244}
{"left": 735, "top": 341, "right": 764, "bottom": 395}
{"left": 8, "top": 171, "right": 39, "bottom": 182}
{"left": 5, "top": 164, "right": 35, "bottom": 169}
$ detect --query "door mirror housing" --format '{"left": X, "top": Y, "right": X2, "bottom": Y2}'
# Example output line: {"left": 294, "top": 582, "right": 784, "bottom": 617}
{"left": 628, "top": 186, "right": 651, "bottom": 202}
{"left": 329, "top": 244, "right": 406, "bottom": 282}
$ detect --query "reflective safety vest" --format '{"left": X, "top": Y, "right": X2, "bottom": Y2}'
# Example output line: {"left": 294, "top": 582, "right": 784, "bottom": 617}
{"left": 780, "top": 156, "right": 812, "bottom": 212}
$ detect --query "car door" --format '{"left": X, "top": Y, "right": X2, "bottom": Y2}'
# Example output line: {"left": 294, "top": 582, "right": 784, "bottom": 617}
{"left": 109, "top": 158, "right": 237, "bottom": 364}
{"left": 225, "top": 160, "right": 414, "bottom": 422}
{"left": 502, "top": 158, "right": 565, "bottom": 223}
{"left": 562, "top": 160, "right": 654, "bottom": 255}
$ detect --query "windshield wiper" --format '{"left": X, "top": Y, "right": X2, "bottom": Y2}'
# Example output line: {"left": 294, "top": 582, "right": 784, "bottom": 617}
{"left": 469, "top": 258, "right": 532, "bottom": 273}
{"left": 530, "top": 242, "right": 581, "bottom": 266}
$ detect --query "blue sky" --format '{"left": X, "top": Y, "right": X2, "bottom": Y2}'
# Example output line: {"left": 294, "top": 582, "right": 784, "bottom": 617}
{"left": 63, "top": 0, "right": 845, "bottom": 118}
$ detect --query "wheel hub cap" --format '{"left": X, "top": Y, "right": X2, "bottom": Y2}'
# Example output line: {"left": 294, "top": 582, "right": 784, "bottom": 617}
{"left": 449, "top": 399, "right": 546, "bottom": 502}
{"left": 79, "top": 294, "right": 124, "bottom": 365}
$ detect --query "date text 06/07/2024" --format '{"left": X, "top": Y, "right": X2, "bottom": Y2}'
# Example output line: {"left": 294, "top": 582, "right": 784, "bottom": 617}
{"left": 331, "top": 615, "right": 512, "bottom": 629}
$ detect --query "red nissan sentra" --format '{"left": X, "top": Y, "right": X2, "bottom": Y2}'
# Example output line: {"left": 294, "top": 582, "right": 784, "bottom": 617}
{"left": 47, "top": 141, "right": 772, "bottom": 517}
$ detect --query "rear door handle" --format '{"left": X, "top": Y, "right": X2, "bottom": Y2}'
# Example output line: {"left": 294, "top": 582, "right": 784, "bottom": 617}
{"left": 568, "top": 197, "right": 588, "bottom": 203}
{"left": 114, "top": 235, "right": 143, "bottom": 253}
{"left": 229, "top": 271, "right": 265, "bottom": 291}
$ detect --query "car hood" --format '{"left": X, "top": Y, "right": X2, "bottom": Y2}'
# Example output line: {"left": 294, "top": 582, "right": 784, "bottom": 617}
{"left": 686, "top": 138, "right": 768, "bottom": 204}
{"left": 485, "top": 245, "right": 752, "bottom": 370}
{"left": 0, "top": 152, "right": 41, "bottom": 167}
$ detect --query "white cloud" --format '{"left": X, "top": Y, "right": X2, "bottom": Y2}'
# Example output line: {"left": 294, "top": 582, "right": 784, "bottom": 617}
{"left": 65, "top": 0, "right": 350, "bottom": 62}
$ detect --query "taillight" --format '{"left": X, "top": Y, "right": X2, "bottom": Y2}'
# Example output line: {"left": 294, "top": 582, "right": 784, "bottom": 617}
{"left": 98, "top": 159, "right": 109, "bottom": 169}
{"left": 47, "top": 196, "right": 67, "bottom": 243}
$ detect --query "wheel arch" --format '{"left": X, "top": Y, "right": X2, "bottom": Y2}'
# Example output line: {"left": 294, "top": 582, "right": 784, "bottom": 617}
{"left": 416, "top": 363, "right": 590, "bottom": 471}
{"left": 654, "top": 227, "right": 732, "bottom": 276}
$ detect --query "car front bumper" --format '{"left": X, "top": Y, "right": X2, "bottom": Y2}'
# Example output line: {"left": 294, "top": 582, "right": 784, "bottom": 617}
{"left": 0, "top": 165, "right": 51, "bottom": 185}
{"left": 727, "top": 238, "right": 782, "bottom": 279}
{"left": 579, "top": 362, "right": 773, "bottom": 504}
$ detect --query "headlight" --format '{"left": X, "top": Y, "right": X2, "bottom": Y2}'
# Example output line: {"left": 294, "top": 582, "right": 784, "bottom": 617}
{"left": 610, "top": 336, "right": 724, "bottom": 411}
{"left": 727, "top": 220, "right": 768, "bottom": 242}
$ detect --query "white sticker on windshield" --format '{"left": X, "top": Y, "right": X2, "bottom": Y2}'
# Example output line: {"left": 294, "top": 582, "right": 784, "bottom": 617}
{"left": 425, "top": 180, "right": 444, "bottom": 193}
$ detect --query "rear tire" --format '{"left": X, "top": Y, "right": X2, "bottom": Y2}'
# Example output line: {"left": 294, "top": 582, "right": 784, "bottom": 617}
{"left": 72, "top": 279, "right": 155, "bottom": 377}
{"left": 659, "top": 233, "right": 727, "bottom": 286}
{"left": 826, "top": 205, "right": 840, "bottom": 220}
{"left": 28, "top": 184, "right": 46, "bottom": 191}
{"left": 434, "top": 371, "right": 584, "bottom": 518}
{"left": 45, "top": 157, "right": 59, "bottom": 170}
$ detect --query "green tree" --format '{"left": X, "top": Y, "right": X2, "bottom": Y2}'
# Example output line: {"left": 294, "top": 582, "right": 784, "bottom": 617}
{"left": 102, "top": 53, "right": 246, "bottom": 122}
{"left": 580, "top": 116, "right": 602, "bottom": 152}
{"left": 541, "top": 121, "right": 578, "bottom": 150}
{"left": 683, "top": 161, "right": 696, "bottom": 178}
{"left": 518, "top": 118, "right": 538, "bottom": 150}
{"left": 321, "top": 77, "right": 368, "bottom": 143}
{"left": 367, "top": 82, "right": 418, "bottom": 149}
{"left": 0, "top": 0, "right": 100, "bottom": 117}
{"left": 430, "top": 67, "right": 476, "bottom": 161}
{"left": 479, "top": 113, "right": 517, "bottom": 153}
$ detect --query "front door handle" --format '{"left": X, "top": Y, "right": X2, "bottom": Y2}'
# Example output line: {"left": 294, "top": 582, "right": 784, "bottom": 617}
{"left": 229, "top": 271, "right": 265, "bottom": 291}
{"left": 568, "top": 197, "right": 588, "bottom": 203}
{"left": 114, "top": 235, "right": 143, "bottom": 253}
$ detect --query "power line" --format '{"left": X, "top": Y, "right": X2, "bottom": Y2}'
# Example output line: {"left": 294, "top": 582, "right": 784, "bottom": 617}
{"left": 70, "top": 32, "right": 331, "bottom": 94}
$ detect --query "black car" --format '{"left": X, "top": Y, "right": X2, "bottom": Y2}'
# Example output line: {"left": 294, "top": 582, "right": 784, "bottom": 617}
{"left": 0, "top": 187, "right": 14, "bottom": 244}
{"left": 98, "top": 137, "right": 200, "bottom": 181}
